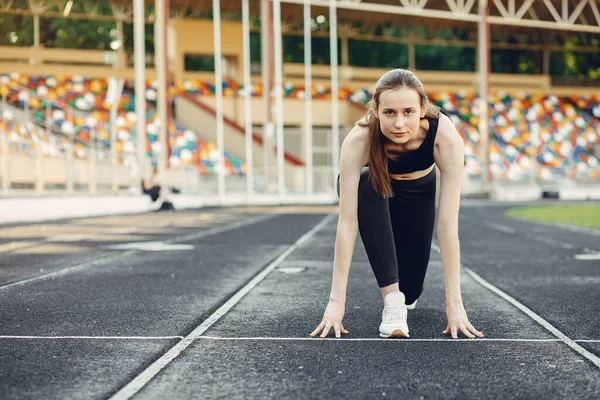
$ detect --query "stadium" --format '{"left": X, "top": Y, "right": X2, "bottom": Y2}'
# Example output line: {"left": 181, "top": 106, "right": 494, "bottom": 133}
{"left": 0, "top": 1, "right": 599, "bottom": 399}
{"left": 1, "top": 0, "right": 598, "bottom": 206}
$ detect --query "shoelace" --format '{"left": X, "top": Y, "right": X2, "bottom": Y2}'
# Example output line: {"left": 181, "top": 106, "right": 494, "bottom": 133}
{"left": 383, "top": 305, "right": 407, "bottom": 324}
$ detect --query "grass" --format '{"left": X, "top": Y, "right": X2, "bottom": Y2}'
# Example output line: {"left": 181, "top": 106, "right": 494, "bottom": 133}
{"left": 506, "top": 204, "right": 600, "bottom": 230}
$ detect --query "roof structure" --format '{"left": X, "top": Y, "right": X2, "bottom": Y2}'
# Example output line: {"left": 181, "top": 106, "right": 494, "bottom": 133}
{"left": 0, "top": 0, "right": 600, "bottom": 45}
{"left": 2, "top": 1, "right": 599, "bottom": 36}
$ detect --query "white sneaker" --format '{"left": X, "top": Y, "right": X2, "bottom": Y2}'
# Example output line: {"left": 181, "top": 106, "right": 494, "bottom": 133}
{"left": 379, "top": 291, "right": 409, "bottom": 338}
{"left": 406, "top": 300, "right": 418, "bottom": 310}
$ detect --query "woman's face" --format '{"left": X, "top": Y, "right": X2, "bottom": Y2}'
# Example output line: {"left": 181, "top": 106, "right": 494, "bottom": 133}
{"left": 375, "top": 87, "right": 425, "bottom": 145}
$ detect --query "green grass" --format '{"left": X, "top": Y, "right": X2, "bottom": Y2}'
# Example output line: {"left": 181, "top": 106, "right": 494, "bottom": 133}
{"left": 506, "top": 204, "right": 600, "bottom": 230}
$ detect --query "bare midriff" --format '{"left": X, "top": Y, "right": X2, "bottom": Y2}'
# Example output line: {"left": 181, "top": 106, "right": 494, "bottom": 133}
{"left": 389, "top": 164, "right": 435, "bottom": 181}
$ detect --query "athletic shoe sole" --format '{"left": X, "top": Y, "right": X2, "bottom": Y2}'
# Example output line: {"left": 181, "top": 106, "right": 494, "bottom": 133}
{"left": 379, "top": 329, "right": 409, "bottom": 338}
{"left": 406, "top": 300, "right": 417, "bottom": 310}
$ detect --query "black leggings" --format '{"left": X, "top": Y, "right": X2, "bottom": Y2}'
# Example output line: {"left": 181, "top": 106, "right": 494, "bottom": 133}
{"left": 339, "top": 167, "right": 436, "bottom": 305}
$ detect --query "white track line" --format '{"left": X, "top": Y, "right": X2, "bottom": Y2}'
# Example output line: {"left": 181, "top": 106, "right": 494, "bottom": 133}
{"left": 432, "top": 243, "right": 600, "bottom": 369}
{"left": 0, "top": 251, "right": 137, "bottom": 291}
{"left": 480, "top": 220, "right": 575, "bottom": 249}
{"left": 508, "top": 216, "right": 600, "bottom": 237}
{"left": 481, "top": 220, "right": 516, "bottom": 234}
{"left": 0, "top": 214, "right": 277, "bottom": 292}
{"left": 0, "top": 336, "right": 184, "bottom": 340}
{"left": 109, "top": 213, "right": 336, "bottom": 400}
{"left": 198, "top": 336, "right": 561, "bottom": 342}
{"left": 166, "top": 214, "right": 276, "bottom": 244}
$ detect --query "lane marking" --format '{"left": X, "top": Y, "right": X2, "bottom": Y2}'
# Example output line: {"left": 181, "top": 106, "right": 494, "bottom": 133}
{"left": 482, "top": 221, "right": 516, "bottom": 234}
{"left": 109, "top": 214, "right": 336, "bottom": 400}
{"left": 525, "top": 233, "right": 575, "bottom": 249}
{"left": 0, "top": 336, "right": 184, "bottom": 340}
{"left": 166, "top": 214, "right": 275, "bottom": 244}
{"left": 480, "top": 220, "right": 575, "bottom": 249}
{"left": 197, "top": 336, "right": 562, "bottom": 342}
{"left": 0, "top": 251, "right": 137, "bottom": 291}
{"left": 103, "top": 242, "right": 194, "bottom": 251}
{"left": 575, "top": 253, "right": 600, "bottom": 261}
{"left": 1, "top": 337, "right": 596, "bottom": 343}
{"left": 279, "top": 260, "right": 333, "bottom": 268}
{"left": 0, "top": 214, "right": 277, "bottom": 292}
{"left": 432, "top": 243, "right": 600, "bottom": 369}
{"left": 276, "top": 267, "right": 306, "bottom": 274}
{"left": 508, "top": 216, "right": 600, "bottom": 237}
{"left": 0, "top": 241, "right": 39, "bottom": 254}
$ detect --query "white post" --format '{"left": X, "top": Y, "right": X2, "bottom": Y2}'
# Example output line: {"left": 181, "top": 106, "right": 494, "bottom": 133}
{"left": 31, "top": 13, "right": 40, "bottom": 64}
{"left": 408, "top": 42, "right": 416, "bottom": 70}
{"left": 89, "top": 128, "right": 97, "bottom": 194}
{"left": 0, "top": 94, "right": 9, "bottom": 194}
{"left": 109, "top": 79, "right": 124, "bottom": 194}
{"left": 134, "top": 0, "right": 147, "bottom": 190}
{"left": 1, "top": 94, "right": 8, "bottom": 193}
{"left": 23, "top": 90, "right": 30, "bottom": 125}
{"left": 261, "top": 0, "right": 274, "bottom": 193}
{"left": 543, "top": 49, "right": 550, "bottom": 76}
{"left": 242, "top": 0, "right": 254, "bottom": 197}
{"left": 34, "top": 128, "right": 43, "bottom": 193}
{"left": 0, "top": 129, "right": 7, "bottom": 193}
{"left": 330, "top": 0, "right": 340, "bottom": 195}
{"left": 155, "top": 0, "right": 169, "bottom": 202}
{"left": 213, "top": 0, "right": 226, "bottom": 202}
{"left": 273, "top": 0, "right": 285, "bottom": 196}
{"left": 44, "top": 100, "right": 53, "bottom": 191}
{"left": 116, "top": 20, "right": 125, "bottom": 68}
{"left": 66, "top": 108, "right": 74, "bottom": 194}
{"left": 304, "top": 0, "right": 313, "bottom": 195}
{"left": 478, "top": 0, "right": 490, "bottom": 189}
{"left": 110, "top": 102, "right": 118, "bottom": 193}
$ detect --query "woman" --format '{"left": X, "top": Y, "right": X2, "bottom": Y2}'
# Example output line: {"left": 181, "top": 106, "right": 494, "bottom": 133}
{"left": 309, "top": 69, "right": 484, "bottom": 339}
{"left": 142, "top": 167, "right": 161, "bottom": 202}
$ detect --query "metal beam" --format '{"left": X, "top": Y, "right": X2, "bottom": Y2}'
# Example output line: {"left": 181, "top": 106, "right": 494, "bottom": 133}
{"left": 492, "top": 0, "right": 509, "bottom": 18}
{"left": 282, "top": 0, "right": 480, "bottom": 23}
{"left": 330, "top": 0, "right": 340, "bottom": 196}
{"left": 568, "top": 0, "right": 588, "bottom": 25}
{"left": 589, "top": 0, "right": 600, "bottom": 27}
{"left": 281, "top": 0, "right": 600, "bottom": 32}
{"left": 273, "top": 0, "right": 286, "bottom": 196}
{"left": 212, "top": 0, "right": 226, "bottom": 202}
{"left": 242, "top": 0, "right": 254, "bottom": 197}
{"left": 304, "top": 0, "right": 313, "bottom": 195}
{"left": 134, "top": 0, "right": 146, "bottom": 187}
{"left": 515, "top": 0, "right": 536, "bottom": 20}
{"left": 543, "top": 0, "right": 563, "bottom": 23}
{"left": 488, "top": 15, "right": 600, "bottom": 33}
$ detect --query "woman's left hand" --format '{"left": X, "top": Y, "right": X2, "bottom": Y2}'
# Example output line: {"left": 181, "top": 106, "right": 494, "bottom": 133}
{"left": 442, "top": 302, "right": 484, "bottom": 339}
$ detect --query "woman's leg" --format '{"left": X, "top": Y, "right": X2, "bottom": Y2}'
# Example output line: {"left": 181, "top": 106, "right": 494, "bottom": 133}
{"left": 389, "top": 169, "right": 437, "bottom": 305}
{"left": 355, "top": 167, "right": 400, "bottom": 290}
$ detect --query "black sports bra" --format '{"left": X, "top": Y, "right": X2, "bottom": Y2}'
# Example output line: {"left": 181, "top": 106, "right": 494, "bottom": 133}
{"left": 387, "top": 116, "right": 439, "bottom": 175}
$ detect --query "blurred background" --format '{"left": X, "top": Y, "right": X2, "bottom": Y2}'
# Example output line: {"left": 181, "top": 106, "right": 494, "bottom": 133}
{"left": 0, "top": 0, "right": 599, "bottom": 214}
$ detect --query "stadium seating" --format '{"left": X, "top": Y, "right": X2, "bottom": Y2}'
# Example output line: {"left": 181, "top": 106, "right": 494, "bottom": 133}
{"left": 1, "top": 73, "right": 598, "bottom": 182}
{"left": 0, "top": 73, "right": 243, "bottom": 176}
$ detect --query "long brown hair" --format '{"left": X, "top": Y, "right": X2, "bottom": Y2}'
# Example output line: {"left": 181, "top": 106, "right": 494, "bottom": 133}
{"left": 357, "top": 69, "right": 440, "bottom": 198}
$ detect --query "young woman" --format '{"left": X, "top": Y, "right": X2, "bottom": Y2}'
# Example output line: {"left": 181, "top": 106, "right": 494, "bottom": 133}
{"left": 310, "top": 69, "right": 484, "bottom": 339}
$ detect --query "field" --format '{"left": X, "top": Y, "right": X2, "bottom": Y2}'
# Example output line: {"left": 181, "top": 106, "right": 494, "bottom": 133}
{"left": 507, "top": 204, "right": 600, "bottom": 230}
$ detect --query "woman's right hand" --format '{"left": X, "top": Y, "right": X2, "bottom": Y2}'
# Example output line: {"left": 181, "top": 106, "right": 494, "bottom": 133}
{"left": 309, "top": 298, "right": 349, "bottom": 338}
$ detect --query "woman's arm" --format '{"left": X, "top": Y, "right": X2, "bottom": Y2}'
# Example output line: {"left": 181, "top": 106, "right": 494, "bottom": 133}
{"left": 434, "top": 115, "right": 464, "bottom": 305}
{"left": 330, "top": 128, "right": 368, "bottom": 302}
{"left": 434, "top": 114, "right": 484, "bottom": 339}
{"left": 310, "top": 125, "right": 368, "bottom": 338}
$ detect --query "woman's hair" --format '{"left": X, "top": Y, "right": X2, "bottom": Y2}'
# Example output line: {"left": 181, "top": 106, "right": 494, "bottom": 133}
{"left": 357, "top": 68, "right": 440, "bottom": 198}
